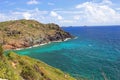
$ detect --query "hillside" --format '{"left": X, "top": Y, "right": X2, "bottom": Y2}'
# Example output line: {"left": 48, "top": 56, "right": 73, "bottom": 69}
{"left": 0, "top": 19, "right": 73, "bottom": 50}
{"left": 0, "top": 52, "right": 75, "bottom": 80}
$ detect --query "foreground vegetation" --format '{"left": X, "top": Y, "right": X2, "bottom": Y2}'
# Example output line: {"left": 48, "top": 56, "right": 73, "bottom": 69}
{"left": 0, "top": 51, "right": 75, "bottom": 80}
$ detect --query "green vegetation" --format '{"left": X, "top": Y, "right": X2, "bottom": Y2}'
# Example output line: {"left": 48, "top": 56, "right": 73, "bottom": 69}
{"left": 0, "top": 45, "right": 3, "bottom": 58}
{"left": 0, "top": 52, "right": 75, "bottom": 80}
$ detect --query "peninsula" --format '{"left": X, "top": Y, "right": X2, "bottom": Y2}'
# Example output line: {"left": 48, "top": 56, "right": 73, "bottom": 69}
{"left": 0, "top": 19, "right": 73, "bottom": 50}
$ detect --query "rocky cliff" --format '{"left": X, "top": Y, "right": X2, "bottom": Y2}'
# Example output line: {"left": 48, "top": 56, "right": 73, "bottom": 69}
{"left": 0, "top": 19, "right": 73, "bottom": 50}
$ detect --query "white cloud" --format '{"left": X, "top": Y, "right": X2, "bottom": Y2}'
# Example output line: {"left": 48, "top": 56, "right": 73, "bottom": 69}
{"left": 0, "top": 13, "right": 18, "bottom": 21}
{"left": 116, "top": 8, "right": 120, "bottom": 11}
{"left": 27, "top": 0, "right": 39, "bottom": 5}
{"left": 0, "top": 8, "right": 48, "bottom": 23}
{"left": 48, "top": 2, "right": 54, "bottom": 6}
{"left": 58, "top": 16, "right": 63, "bottom": 20}
{"left": 50, "top": 11, "right": 63, "bottom": 20}
{"left": 1, "top": 0, "right": 120, "bottom": 26}
{"left": 101, "top": 0, "right": 113, "bottom": 6}
{"left": 23, "top": 12, "right": 31, "bottom": 20}
{"left": 60, "top": 20, "right": 76, "bottom": 24}
{"left": 50, "top": 11, "right": 58, "bottom": 17}
{"left": 12, "top": 12, "right": 31, "bottom": 20}
{"left": 75, "top": 0, "right": 120, "bottom": 25}
{"left": 56, "top": 11, "right": 83, "bottom": 14}
{"left": 74, "top": 15, "right": 81, "bottom": 20}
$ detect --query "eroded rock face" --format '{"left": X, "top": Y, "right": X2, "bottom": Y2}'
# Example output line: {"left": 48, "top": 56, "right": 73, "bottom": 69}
{"left": 0, "top": 19, "right": 73, "bottom": 50}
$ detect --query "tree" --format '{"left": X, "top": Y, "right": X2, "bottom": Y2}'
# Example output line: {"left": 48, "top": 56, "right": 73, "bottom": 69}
{"left": 0, "top": 44, "right": 3, "bottom": 58}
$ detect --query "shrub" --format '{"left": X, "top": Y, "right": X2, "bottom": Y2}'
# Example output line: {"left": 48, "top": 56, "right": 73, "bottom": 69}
{"left": 20, "top": 65, "right": 36, "bottom": 80}
{"left": 0, "top": 45, "right": 3, "bottom": 58}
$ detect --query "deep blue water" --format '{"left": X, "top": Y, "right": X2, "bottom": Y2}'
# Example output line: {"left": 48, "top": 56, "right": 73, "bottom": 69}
{"left": 14, "top": 26, "right": 120, "bottom": 80}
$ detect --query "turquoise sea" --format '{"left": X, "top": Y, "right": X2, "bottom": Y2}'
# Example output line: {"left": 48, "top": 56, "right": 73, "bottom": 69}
{"left": 14, "top": 26, "right": 120, "bottom": 80}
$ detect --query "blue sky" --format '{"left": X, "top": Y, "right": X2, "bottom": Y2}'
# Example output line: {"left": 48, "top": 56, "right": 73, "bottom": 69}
{"left": 0, "top": 0, "right": 120, "bottom": 26}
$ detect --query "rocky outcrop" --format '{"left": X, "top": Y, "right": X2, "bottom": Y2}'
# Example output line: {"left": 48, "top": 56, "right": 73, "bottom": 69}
{"left": 0, "top": 19, "right": 73, "bottom": 50}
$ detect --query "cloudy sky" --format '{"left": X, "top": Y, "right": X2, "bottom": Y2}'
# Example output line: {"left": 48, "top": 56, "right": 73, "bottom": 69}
{"left": 0, "top": 0, "right": 120, "bottom": 26}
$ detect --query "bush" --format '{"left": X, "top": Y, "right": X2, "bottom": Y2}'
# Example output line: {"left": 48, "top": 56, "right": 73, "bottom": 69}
{"left": 20, "top": 65, "right": 36, "bottom": 80}
{"left": 0, "top": 45, "right": 3, "bottom": 58}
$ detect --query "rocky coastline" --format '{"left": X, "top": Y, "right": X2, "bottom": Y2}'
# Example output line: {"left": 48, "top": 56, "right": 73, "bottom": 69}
{"left": 14, "top": 37, "right": 71, "bottom": 50}
{"left": 0, "top": 19, "right": 73, "bottom": 50}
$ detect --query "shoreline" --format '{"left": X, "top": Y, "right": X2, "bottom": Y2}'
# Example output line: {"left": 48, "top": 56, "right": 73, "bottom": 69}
{"left": 13, "top": 38, "right": 72, "bottom": 51}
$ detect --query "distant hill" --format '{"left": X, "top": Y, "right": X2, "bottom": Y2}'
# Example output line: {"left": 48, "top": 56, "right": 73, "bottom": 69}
{"left": 0, "top": 19, "right": 73, "bottom": 50}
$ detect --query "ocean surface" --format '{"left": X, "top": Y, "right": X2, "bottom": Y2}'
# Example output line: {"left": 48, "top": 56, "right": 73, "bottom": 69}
{"left": 14, "top": 26, "right": 120, "bottom": 80}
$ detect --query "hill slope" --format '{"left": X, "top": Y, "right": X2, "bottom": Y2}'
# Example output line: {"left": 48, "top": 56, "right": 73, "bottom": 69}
{"left": 0, "top": 19, "right": 73, "bottom": 50}
{"left": 0, "top": 52, "right": 75, "bottom": 80}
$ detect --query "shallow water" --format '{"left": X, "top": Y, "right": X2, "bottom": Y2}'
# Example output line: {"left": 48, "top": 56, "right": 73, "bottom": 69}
{"left": 15, "top": 26, "right": 120, "bottom": 80}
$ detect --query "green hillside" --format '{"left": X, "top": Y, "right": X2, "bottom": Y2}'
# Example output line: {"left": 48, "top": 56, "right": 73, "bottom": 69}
{"left": 0, "top": 51, "right": 75, "bottom": 80}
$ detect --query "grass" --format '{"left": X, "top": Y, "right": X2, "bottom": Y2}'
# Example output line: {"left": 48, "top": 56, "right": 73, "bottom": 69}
{"left": 0, "top": 52, "right": 76, "bottom": 80}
